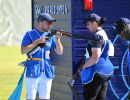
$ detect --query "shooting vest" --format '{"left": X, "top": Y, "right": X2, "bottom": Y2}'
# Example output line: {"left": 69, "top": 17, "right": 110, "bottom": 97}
{"left": 81, "top": 29, "right": 114, "bottom": 84}
{"left": 25, "top": 28, "right": 55, "bottom": 78}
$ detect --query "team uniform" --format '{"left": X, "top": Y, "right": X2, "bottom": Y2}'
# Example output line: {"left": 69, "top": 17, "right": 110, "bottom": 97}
{"left": 114, "top": 17, "right": 130, "bottom": 100}
{"left": 21, "top": 28, "right": 56, "bottom": 99}
{"left": 82, "top": 29, "right": 114, "bottom": 100}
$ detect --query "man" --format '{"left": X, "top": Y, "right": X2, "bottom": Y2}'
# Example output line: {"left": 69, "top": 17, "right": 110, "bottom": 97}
{"left": 114, "top": 17, "right": 130, "bottom": 40}
{"left": 114, "top": 17, "right": 130, "bottom": 100}
{"left": 21, "top": 13, "right": 63, "bottom": 100}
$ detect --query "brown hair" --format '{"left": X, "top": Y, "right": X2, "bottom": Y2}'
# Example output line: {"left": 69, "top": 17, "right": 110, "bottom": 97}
{"left": 97, "top": 17, "right": 106, "bottom": 26}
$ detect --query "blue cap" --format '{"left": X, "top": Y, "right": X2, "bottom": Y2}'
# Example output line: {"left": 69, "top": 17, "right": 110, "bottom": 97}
{"left": 37, "top": 13, "right": 56, "bottom": 22}
{"left": 120, "top": 17, "right": 130, "bottom": 25}
{"left": 85, "top": 13, "right": 101, "bottom": 23}
{"left": 114, "top": 17, "right": 130, "bottom": 36}
{"left": 115, "top": 17, "right": 130, "bottom": 26}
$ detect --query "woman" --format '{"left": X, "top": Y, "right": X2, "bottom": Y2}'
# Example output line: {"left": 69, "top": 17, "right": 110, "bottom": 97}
{"left": 79, "top": 13, "right": 114, "bottom": 100}
{"left": 21, "top": 13, "right": 63, "bottom": 100}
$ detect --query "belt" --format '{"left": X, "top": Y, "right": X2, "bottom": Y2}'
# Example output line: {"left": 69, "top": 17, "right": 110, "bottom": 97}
{"left": 27, "top": 58, "right": 41, "bottom": 61}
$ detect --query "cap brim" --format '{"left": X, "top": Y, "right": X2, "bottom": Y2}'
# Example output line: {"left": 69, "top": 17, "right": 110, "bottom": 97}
{"left": 37, "top": 19, "right": 56, "bottom": 22}
{"left": 84, "top": 18, "right": 95, "bottom": 24}
{"left": 51, "top": 19, "right": 56, "bottom": 22}
{"left": 48, "top": 18, "right": 56, "bottom": 22}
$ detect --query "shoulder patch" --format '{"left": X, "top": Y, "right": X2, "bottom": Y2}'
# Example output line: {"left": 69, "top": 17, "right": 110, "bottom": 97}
{"left": 95, "top": 34, "right": 104, "bottom": 44}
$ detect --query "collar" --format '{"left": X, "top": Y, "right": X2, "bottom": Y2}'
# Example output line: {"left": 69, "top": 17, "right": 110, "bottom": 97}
{"left": 35, "top": 27, "right": 44, "bottom": 34}
{"left": 34, "top": 28, "right": 49, "bottom": 36}
{"left": 95, "top": 27, "right": 103, "bottom": 33}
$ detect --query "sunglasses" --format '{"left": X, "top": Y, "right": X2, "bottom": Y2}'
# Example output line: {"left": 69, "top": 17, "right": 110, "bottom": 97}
{"left": 47, "top": 21, "right": 53, "bottom": 25}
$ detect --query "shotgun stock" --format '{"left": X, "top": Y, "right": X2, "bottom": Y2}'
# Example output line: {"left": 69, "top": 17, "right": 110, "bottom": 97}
{"left": 68, "top": 57, "right": 85, "bottom": 100}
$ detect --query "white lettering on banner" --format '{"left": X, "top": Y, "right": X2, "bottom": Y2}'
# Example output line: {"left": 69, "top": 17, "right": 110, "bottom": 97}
{"left": 35, "top": 4, "right": 68, "bottom": 17}
{"left": 35, "top": 5, "right": 42, "bottom": 17}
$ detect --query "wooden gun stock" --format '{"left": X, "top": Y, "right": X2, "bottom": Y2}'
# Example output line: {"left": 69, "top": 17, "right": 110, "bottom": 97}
{"left": 73, "top": 57, "right": 85, "bottom": 80}
{"left": 68, "top": 57, "right": 85, "bottom": 100}
{"left": 51, "top": 29, "right": 72, "bottom": 37}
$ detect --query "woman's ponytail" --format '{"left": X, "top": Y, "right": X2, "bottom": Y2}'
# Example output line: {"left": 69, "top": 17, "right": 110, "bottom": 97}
{"left": 98, "top": 17, "right": 106, "bottom": 26}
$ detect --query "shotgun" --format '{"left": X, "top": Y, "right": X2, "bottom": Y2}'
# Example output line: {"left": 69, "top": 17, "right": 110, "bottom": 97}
{"left": 68, "top": 57, "right": 85, "bottom": 100}
{"left": 51, "top": 29, "right": 104, "bottom": 43}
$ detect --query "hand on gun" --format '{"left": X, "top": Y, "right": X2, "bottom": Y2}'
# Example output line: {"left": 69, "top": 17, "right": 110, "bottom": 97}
{"left": 35, "top": 37, "right": 49, "bottom": 44}
{"left": 55, "top": 31, "right": 62, "bottom": 38}
{"left": 73, "top": 71, "right": 80, "bottom": 80}
{"left": 72, "top": 58, "right": 85, "bottom": 80}
{"left": 35, "top": 37, "right": 50, "bottom": 48}
{"left": 51, "top": 29, "right": 72, "bottom": 38}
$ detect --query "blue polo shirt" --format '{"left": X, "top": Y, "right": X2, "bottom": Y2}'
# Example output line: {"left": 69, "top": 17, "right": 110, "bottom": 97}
{"left": 21, "top": 28, "right": 56, "bottom": 78}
